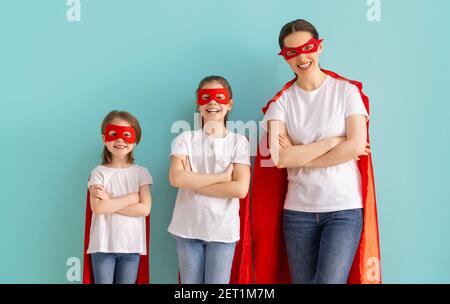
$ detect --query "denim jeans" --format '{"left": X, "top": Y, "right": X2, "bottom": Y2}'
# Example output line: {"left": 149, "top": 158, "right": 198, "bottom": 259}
{"left": 173, "top": 235, "right": 237, "bottom": 284}
{"left": 90, "top": 252, "right": 140, "bottom": 284}
{"left": 283, "top": 208, "right": 363, "bottom": 284}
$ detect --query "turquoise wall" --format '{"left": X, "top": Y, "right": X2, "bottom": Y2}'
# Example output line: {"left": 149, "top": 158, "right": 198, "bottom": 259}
{"left": 0, "top": 0, "right": 449, "bottom": 283}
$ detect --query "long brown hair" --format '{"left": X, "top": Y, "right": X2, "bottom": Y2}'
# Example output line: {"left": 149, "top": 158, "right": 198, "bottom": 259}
{"left": 100, "top": 110, "right": 142, "bottom": 165}
{"left": 278, "top": 19, "right": 320, "bottom": 49}
{"left": 196, "top": 75, "right": 233, "bottom": 127}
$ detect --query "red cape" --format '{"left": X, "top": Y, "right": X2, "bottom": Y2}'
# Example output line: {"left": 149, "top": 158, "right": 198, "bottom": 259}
{"left": 252, "top": 69, "right": 382, "bottom": 284}
{"left": 229, "top": 193, "right": 253, "bottom": 283}
{"left": 177, "top": 193, "right": 253, "bottom": 284}
{"left": 83, "top": 190, "right": 150, "bottom": 284}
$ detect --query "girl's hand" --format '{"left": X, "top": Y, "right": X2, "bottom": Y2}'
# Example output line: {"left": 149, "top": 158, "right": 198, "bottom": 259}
{"left": 89, "top": 184, "right": 103, "bottom": 198}
{"left": 90, "top": 185, "right": 110, "bottom": 200}
{"left": 181, "top": 156, "right": 192, "bottom": 172}
{"left": 278, "top": 133, "right": 294, "bottom": 149}
{"left": 356, "top": 142, "right": 371, "bottom": 160}
{"left": 89, "top": 184, "right": 103, "bottom": 192}
{"left": 220, "top": 164, "right": 234, "bottom": 183}
{"left": 129, "top": 192, "right": 140, "bottom": 204}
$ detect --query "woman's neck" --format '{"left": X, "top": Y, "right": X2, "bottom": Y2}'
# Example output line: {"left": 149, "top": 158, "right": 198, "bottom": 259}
{"left": 296, "top": 68, "right": 327, "bottom": 91}
{"left": 106, "top": 156, "right": 132, "bottom": 168}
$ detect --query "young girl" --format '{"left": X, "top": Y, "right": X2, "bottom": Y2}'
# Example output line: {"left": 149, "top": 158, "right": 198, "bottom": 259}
{"left": 168, "top": 76, "right": 251, "bottom": 284}
{"left": 83, "top": 110, "right": 152, "bottom": 284}
{"left": 252, "top": 19, "right": 381, "bottom": 284}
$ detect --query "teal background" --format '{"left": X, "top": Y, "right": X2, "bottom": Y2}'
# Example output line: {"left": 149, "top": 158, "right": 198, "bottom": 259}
{"left": 0, "top": 0, "right": 449, "bottom": 283}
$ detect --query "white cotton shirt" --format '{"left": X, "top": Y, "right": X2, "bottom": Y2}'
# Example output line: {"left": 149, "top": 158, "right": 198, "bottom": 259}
{"left": 86, "top": 164, "right": 153, "bottom": 255}
{"left": 261, "top": 75, "right": 369, "bottom": 213}
{"left": 168, "top": 129, "right": 251, "bottom": 243}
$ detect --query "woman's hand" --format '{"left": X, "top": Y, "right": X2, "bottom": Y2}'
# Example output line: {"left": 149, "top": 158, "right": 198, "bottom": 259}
{"left": 220, "top": 164, "right": 234, "bottom": 183}
{"left": 279, "top": 133, "right": 294, "bottom": 149}
{"left": 356, "top": 142, "right": 371, "bottom": 160}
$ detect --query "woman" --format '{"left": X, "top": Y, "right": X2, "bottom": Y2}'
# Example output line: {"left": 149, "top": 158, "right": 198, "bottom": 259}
{"left": 252, "top": 19, "right": 381, "bottom": 284}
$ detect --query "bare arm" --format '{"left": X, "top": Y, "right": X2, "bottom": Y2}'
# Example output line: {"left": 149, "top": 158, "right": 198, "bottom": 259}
{"left": 196, "top": 163, "right": 251, "bottom": 199}
{"left": 268, "top": 120, "right": 344, "bottom": 169}
{"left": 115, "top": 185, "right": 152, "bottom": 217}
{"left": 304, "top": 115, "right": 368, "bottom": 169}
{"left": 169, "top": 155, "right": 231, "bottom": 190}
{"left": 89, "top": 185, "right": 139, "bottom": 215}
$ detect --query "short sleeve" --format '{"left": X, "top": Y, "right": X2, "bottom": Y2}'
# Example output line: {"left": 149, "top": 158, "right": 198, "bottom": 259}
{"left": 139, "top": 167, "right": 153, "bottom": 186}
{"left": 87, "top": 168, "right": 104, "bottom": 188}
{"left": 170, "top": 132, "right": 189, "bottom": 157}
{"left": 232, "top": 136, "right": 251, "bottom": 166}
{"left": 345, "top": 84, "right": 369, "bottom": 120}
{"left": 261, "top": 97, "right": 287, "bottom": 132}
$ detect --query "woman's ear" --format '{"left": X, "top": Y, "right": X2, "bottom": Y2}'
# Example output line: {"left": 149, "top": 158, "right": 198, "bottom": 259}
{"left": 228, "top": 99, "right": 234, "bottom": 111}
{"left": 102, "top": 135, "right": 106, "bottom": 145}
{"left": 318, "top": 43, "right": 324, "bottom": 55}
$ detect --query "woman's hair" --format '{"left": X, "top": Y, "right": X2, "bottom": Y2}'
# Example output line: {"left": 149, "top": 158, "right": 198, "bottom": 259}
{"left": 100, "top": 110, "right": 142, "bottom": 165}
{"left": 196, "top": 75, "right": 233, "bottom": 127}
{"left": 278, "top": 19, "right": 320, "bottom": 49}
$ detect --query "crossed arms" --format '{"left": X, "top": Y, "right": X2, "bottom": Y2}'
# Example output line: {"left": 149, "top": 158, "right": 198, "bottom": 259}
{"left": 268, "top": 115, "right": 370, "bottom": 169}
{"left": 169, "top": 155, "right": 250, "bottom": 200}
{"left": 89, "top": 184, "right": 152, "bottom": 217}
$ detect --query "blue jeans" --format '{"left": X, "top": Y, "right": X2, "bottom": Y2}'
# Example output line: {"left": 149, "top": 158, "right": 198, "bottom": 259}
{"left": 283, "top": 208, "right": 363, "bottom": 284}
{"left": 90, "top": 252, "right": 140, "bottom": 284}
{"left": 173, "top": 235, "right": 237, "bottom": 284}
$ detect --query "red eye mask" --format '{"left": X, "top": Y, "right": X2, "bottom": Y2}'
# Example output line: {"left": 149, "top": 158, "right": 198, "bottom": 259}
{"left": 197, "top": 88, "right": 231, "bottom": 105}
{"left": 278, "top": 38, "right": 324, "bottom": 60}
{"left": 103, "top": 124, "right": 136, "bottom": 144}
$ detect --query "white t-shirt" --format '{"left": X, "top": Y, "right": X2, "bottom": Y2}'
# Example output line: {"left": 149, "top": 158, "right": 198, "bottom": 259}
{"left": 87, "top": 164, "right": 153, "bottom": 255}
{"left": 168, "top": 129, "right": 251, "bottom": 243}
{"left": 262, "top": 75, "right": 368, "bottom": 213}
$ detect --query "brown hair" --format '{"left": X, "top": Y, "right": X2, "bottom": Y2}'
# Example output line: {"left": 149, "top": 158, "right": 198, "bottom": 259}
{"left": 278, "top": 19, "right": 320, "bottom": 49}
{"left": 100, "top": 110, "right": 142, "bottom": 165}
{"left": 196, "top": 75, "right": 233, "bottom": 127}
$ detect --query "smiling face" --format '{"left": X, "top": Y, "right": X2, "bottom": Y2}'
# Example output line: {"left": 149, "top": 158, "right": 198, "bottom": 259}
{"left": 282, "top": 31, "right": 323, "bottom": 75}
{"left": 197, "top": 81, "right": 233, "bottom": 125}
{"left": 102, "top": 118, "right": 136, "bottom": 158}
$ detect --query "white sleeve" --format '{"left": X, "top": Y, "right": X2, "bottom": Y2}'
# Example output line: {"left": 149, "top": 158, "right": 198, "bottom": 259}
{"left": 170, "top": 132, "right": 188, "bottom": 157}
{"left": 232, "top": 136, "right": 251, "bottom": 166}
{"left": 260, "top": 97, "right": 286, "bottom": 132}
{"left": 345, "top": 84, "right": 369, "bottom": 120}
{"left": 87, "top": 168, "right": 104, "bottom": 188}
{"left": 139, "top": 167, "right": 153, "bottom": 186}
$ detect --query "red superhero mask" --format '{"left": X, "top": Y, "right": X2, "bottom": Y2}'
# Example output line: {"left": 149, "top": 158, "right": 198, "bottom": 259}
{"left": 103, "top": 124, "right": 136, "bottom": 144}
{"left": 278, "top": 38, "right": 324, "bottom": 60}
{"left": 197, "top": 88, "right": 231, "bottom": 105}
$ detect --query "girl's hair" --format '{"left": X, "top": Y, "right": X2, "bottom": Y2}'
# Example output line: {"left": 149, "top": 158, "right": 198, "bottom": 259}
{"left": 196, "top": 75, "right": 233, "bottom": 127}
{"left": 278, "top": 19, "right": 320, "bottom": 49}
{"left": 100, "top": 110, "right": 142, "bottom": 165}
